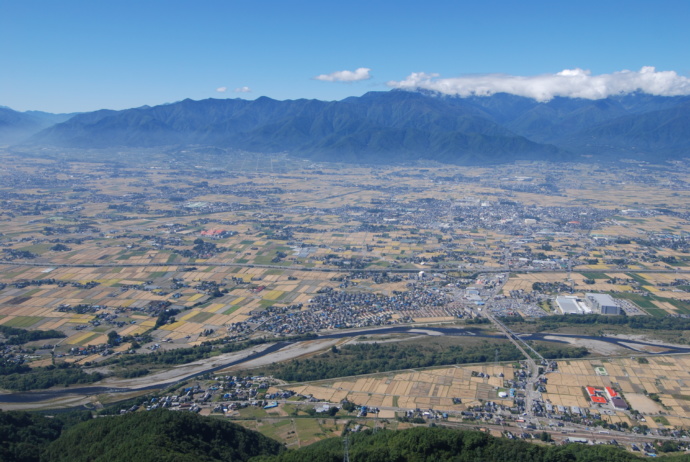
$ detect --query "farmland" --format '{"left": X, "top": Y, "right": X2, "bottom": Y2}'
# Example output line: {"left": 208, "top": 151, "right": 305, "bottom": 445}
{"left": 4, "top": 149, "right": 690, "bottom": 446}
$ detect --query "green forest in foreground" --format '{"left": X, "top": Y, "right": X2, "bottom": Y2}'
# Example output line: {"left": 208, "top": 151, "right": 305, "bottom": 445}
{"left": 2, "top": 409, "right": 689, "bottom": 462}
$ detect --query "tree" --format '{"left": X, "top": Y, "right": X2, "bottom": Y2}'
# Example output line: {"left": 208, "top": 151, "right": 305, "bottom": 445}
{"left": 342, "top": 402, "right": 356, "bottom": 412}
{"left": 659, "top": 440, "right": 679, "bottom": 452}
{"left": 107, "top": 331, "right": 119, "bottom": 345}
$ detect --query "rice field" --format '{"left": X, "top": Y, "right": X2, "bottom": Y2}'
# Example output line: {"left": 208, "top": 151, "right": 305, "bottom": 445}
{"left": 2, "top": 154, "right": 690, "bottom": 374}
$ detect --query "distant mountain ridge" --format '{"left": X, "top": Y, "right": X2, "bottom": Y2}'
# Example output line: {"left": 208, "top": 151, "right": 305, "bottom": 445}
{"left": 3, "top": 90, "right": 690, "bottom": 164}
{"left": 0, "top": 107, "right": 74, "bottom": 145}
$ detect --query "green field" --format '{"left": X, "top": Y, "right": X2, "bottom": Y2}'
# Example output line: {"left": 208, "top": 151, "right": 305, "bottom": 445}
{"left": 666, "top": 299, "right": 690, "bottom": 315}
{"left": 257, "top": 419, "right": 292, "bottom": 441}
{"left": 579, "top": 272, "right": 609, "bottom": 280}
{"left": 3, "top": 316, "right": 42, "bottom": 328}
{"left": 625, "top": 272, "right": 650, "bottom": 285}
{"left": 147, "top": 271, "right": 167, "bottom": 278}
{"left": 77, "top": 332, "right": 102, "bottom": 346}
{"left": 188, "top": 312, "right": 217, "bottom": 323}
{"left": 610, "top": 291, "right": 688, "bottom": 317}
{"left": 223, "top": 305, "right": 243, "bottom": 316}
{"left": 294, "top": 418, "right": 324, "bottom": 442}
{"left": 611, "top": 292, "right": 656, "bottom": 308}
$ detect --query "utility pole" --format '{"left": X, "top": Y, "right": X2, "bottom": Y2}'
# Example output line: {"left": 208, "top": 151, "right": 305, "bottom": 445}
{"left": 343, "top": 435, "right": 350, "bottom": 462}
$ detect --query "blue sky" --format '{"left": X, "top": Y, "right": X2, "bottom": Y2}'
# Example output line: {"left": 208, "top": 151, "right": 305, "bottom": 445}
{"left": 2, "top": 0, "right": 689, "bottom": 112}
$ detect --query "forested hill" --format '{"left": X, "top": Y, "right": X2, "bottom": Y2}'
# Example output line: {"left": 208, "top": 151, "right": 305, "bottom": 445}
{"left": 43, "top": 410, "right": 283, "bottom": 462}
{"left": 253, "top": 426, "right": 686, "bottom": 462}
{"left": 1, "top": 409, "right": 688, "bottom": 462}
{"left": 0, "top": 409, "right": 283, "bottom": 462}
{"left": 27, "top": 91, "right": 564, "bottom": 164}
{"left": 4, "top": 90, "right": 689, "bottom": 165}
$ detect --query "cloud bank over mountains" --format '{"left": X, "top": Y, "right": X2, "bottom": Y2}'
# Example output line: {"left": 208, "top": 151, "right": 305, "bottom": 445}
{"left": 387, "top": 67, "right": 690, "bottom": 101}
{"left": 221, "top": 66, "right": 689, "bottom": 102}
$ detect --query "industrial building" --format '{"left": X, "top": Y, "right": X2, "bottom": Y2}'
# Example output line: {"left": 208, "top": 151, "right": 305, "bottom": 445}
{"left": 586, "top": 293, "right": 621, "bottom": 315}
{"left": 556, "top": 296, "right": 592, "bottom": 315}
{"left": 556, "top": 294, "right": 620, "bottom": 315}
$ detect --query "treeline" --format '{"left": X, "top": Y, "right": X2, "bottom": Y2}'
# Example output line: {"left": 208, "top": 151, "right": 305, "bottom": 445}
{"left": 1, "top": 333, "right": 317, "bottom": 391}
{"left": 240, "top": 340, "right": 526, "bottom": 382}
{"left": 103, "top": 333, "right": 317, "bottom": 372}
{"left": 109, "top": 344, "right": 217, "bottom": 369}
{"left": 0, "top": 360, "right": 31, "bottom": 375}
{"left": 0, "top": 362, "right": 104, "bottom": 392}
{"left": 0, "top": 325, "right": 66, "bottom": 345}
{"left": 241, "top": 338, "right": 591, "bottom": 383}
{"left": 500, "top": 313, "right": 690, "bottom": 332}
{"left": 533, "top": 344, "right": 589, "bottom": 359}
{"left": 253, "top": 426, "right": 684, "bottom": 462}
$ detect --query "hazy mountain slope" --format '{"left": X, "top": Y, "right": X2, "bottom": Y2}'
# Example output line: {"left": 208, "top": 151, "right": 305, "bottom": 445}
{"left": 20, "top": 90, "right": 690, "bottom": 164}
{"left": 456, "top": 93, "right": 690, "bottom": 144}
{"left": 29, "top": 91, "right": 565, "bottom": 164}
{"left": 0, "top": 107, "right": 74, "bottom": 145}
{"left": 560, "top": 102, "right": 690, "bottom": 158}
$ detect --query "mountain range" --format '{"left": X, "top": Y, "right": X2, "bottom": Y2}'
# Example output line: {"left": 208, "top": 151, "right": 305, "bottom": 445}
{"left": 3, "top": 90, "right": 690, "bottom": 164}
{"left": 0, "top": 106, "right": 74, "bottom": 146}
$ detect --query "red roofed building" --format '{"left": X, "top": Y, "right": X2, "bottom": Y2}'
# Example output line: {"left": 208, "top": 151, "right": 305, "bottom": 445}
{"left": 585, "top": 386, "right": 610, "bottom": 404}
{"left": 200, "top": 229, "right": 230, "bottom": 238}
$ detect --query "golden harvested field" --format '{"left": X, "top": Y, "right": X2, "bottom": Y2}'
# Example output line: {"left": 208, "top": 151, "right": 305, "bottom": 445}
{"left": 2, "top": 153, "right": 690, "bottom": 363}
{"left": 285, "top": 354, "right": 690, "bottom": 430}
{"left": 288, "top": 363, "right": 518, "bottom": 412}
{"left": 545, "top": 356, "right": 690, "bottom": 428}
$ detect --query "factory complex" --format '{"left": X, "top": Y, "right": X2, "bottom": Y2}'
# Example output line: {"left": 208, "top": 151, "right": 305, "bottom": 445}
{"left": 556, "top": 293, "right": 621, "bottom": 315}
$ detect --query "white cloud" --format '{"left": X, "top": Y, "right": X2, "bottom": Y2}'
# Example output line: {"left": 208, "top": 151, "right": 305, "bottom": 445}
{"left": 314, "top": 67, "right": 372, "bottom": 82}
{"left": 234, "top": 86, "right": 251, "bottom": 93}
{"left": 387, "top": 67, "right": 690, "bottom": 101}
{"left": 216, "top": 86, "right": 227, "bottom": 93}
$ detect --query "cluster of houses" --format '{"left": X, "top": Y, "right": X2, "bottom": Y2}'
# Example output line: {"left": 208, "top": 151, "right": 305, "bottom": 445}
{"left": 238, "top": 285, "right": 453, "bottom": 336}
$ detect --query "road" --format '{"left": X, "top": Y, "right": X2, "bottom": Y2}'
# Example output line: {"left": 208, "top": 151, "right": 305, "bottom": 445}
{"left": 466, "top": 275, "right": 543, "bottom": 415}
{"left": 2, "top": 259, "right": 690, "bottom": 275}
